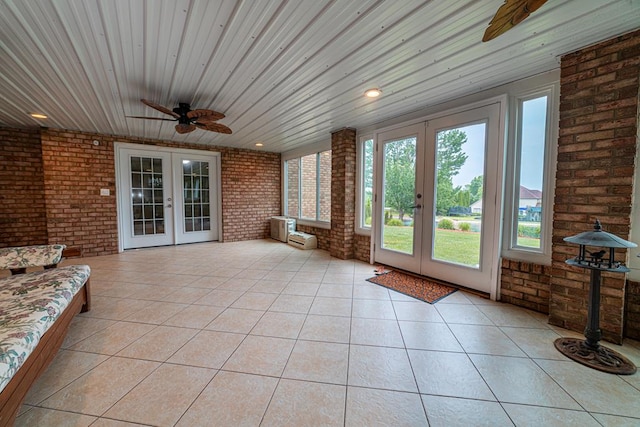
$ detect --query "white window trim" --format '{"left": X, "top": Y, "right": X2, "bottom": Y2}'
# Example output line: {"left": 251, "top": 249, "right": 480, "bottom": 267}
{"left": 355, "top": 134, "right": 374, "bottom": 236}
{"left": 501, "top": 82, "right": 559, "bottom": 265}
{"left": 281, "top": 141, "right": 332, "bottom": 228}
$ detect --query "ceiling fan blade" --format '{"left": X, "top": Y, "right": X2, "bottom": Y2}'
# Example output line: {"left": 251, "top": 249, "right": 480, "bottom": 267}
{"left": 141, "top": 99, "right": 180, "bottom": 118}
{"left": 195, "top": 122, "right": 233, "bottom": 134}
{"left": 126, "top": 115, "right": 177, "bottom": 121}
{"left": 482, "top": 0, "right": 548, "bottom": 42}
{"left": 175, "top": 123, "right": 196, "bottom": 134}
{"left": 187, "top": 109, "right": 225, "bottom": 121}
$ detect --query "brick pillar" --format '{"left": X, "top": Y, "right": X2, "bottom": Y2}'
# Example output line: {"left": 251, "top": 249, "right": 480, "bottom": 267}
{"left": 550, "top": 30, "right": 640, "bottom": 344}
{"left": 330, "top": 128, "right": 357, "bottom": 259}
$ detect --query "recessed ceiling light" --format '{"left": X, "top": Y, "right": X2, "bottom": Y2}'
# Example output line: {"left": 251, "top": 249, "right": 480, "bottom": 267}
{"left": 255, "top": 143, "right": 264, "bottom": 147}
{"left": 29, "top": 113, "right": 48, "bottom": 119}
{"left": 364, "top": 88, "right": 382, "bottom": 98}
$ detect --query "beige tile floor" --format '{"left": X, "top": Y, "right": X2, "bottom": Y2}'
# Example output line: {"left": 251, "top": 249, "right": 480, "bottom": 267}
{"left": 14, "top": 239, "right": 640, "bottom": 426}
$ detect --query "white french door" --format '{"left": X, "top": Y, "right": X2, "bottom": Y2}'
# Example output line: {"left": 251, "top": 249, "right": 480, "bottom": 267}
{"left": 374, "top": 123, "right": 425, "bottom": 273}
{"left": 116, "top": 144, "right": 221, "bottom": 250}
{"left": 172, "top": 152, "right": 220, "bottom": 244}
{"left": 374, "top": 103, "right": 503, "bottom": 295}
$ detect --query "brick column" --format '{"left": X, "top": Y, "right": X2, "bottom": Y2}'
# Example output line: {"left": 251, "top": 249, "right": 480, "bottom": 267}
{"left": 330, "top": 128, "right": 357, "bottom": 259}
{"left": 550, "top": 30, "right": 639, "bottom": 344}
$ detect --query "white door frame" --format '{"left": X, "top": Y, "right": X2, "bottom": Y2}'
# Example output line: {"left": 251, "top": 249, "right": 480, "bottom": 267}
{"left": 371, "top": 96, "right": 506, "bottom": 299}
{"left": 420, "top": 103, "right": 502, "bottom": 295}
{"left": 373, "top": 123, "right": 425, "bottom": 272}
{"left": 115, "top": 142, "right": 223, "bottom": 252}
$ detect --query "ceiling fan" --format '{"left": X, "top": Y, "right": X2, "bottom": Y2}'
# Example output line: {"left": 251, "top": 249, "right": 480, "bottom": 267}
{"left": 483, "top": 0, "right": 548, "bottom": 42}
{"left": 127, "top": 99, "right": 232, "bottom": 134}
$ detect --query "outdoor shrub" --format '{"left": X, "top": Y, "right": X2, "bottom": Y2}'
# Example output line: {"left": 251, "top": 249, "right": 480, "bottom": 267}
{"left": 365, "top": 198, "right": 372, "bottom": 223}
{"left": 518, "top": 224, "right": 540, "bottom": 238}
{"left": 387, "top": 218, "right": 404, "bottom": 226}
{"left": 438, "top": 218, "right": 455, "bottom": 230}
{"left": 364, "top": 217, "right": 372, "bottom": 226}
{"left": 384, "top": 211, "right": 391, "bottom": 224}
{"left": 459, "top": 222, "right": 471, "bottom": 232}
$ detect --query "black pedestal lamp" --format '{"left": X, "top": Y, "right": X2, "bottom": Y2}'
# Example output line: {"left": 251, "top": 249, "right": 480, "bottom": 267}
{"left": 554, "top": 219, "right": 637, "bottom": 375}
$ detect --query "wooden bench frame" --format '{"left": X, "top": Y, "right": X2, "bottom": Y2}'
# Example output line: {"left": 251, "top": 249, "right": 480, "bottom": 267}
{"left": 0, "top": 279, "right": 90, "bottom": 426}
{"left": 0, "top": 245, "right": 91, "bottom": 426}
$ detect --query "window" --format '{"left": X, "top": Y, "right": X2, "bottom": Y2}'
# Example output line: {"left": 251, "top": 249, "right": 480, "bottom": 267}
{"left": 356, "top": 137, "right": 374, "bottom": 232}
{"left": 503, "top": 85, "right": 558, "bottom": 264}
{"left": 284, "top": 150, "right": 331, "bottom": 223}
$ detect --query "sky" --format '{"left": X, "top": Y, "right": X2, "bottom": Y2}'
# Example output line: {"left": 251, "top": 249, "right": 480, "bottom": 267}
{"left": 451, "top": 96, "right": 547, "bottom": 191}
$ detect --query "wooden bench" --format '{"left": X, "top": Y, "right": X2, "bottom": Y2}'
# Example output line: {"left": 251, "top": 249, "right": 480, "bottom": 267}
{"left": 0, "top": 245, "right": 91, "bottom": 426}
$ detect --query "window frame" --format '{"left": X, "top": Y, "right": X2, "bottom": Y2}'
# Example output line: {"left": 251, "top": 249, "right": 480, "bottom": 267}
{"left": 282, "top": 142, "right": 332, "bottom": 228}
{"left": 355, "top": 134, "right": 374, "bottom": 235}
{"left": 502, "top": 83, "right": 559, "bottom": 265}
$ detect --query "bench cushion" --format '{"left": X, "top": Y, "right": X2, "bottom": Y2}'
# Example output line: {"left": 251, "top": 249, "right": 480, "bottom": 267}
{"left": 0, "top": 245, "right": 66, "bottom": 270}
{"left": 0, "top": 264, "right": 90, "bottom": 393}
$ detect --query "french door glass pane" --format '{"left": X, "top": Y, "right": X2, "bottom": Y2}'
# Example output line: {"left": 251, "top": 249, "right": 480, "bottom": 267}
{"left": 516, "top": 96, "right": 547, "bottom": 249}
{"left": 131, "top": 156, "right": 164, "bottom": 236}
{"left": 432, "top": 124, "right": 485, "bottom": 268}
{"left": 183, "top": 160, "right": 211, "bottom": 232}
{"left": 382, "top": 137, "right": 416, "bottom": 255}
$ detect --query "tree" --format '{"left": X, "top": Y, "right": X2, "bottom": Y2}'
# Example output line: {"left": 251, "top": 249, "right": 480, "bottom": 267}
{"left": 383, "top": 138, "right": 415, "bottom": 222}
{"left": 381, "top": 131, "right": 468, "bottom": 219}
{"left": 363, "top": 139, "right": 374, "bottom": 224}
{"left": 455, "top": 189, "right": 470, "bottom": 208}
{"left": 435, "top": 129, "right": 468, "bottom": 215}
{"left": 466, "top": 175, "right": 483, "bottom": 205}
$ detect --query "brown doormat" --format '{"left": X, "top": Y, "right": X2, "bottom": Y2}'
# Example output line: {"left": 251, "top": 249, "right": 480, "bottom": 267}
{"left": 367, "top": 270, "right": 457, "bottom": 304}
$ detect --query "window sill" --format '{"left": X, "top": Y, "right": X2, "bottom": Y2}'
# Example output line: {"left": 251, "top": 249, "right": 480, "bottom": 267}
{"left": 501, "top": 249, "right": 551, "bottom": 266}
{"left": 355, "top": 227, "right": 372, "bottom": 236}
{"left": 295, "top": 219, "right": 331, "bottom": 230}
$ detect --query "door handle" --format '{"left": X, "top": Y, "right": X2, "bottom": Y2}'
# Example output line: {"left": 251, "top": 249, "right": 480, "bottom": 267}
{"left": 166, "top": 204, "right": 172, "bottom": 208}
{"left": 409, "top": 204, "right": 422, "bottom": 209}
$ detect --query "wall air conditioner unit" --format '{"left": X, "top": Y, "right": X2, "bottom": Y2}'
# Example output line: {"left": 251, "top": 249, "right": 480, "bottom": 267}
{"left": 287, "top": 231, "right": 317, "bottom": 250}
{"left": 271, "top": 216, "right": 296, "bottom": 242}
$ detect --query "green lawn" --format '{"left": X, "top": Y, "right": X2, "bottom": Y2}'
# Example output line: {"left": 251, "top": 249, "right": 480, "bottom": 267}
{"left": 382, "top": 226, "right": 541, "bottom": 266}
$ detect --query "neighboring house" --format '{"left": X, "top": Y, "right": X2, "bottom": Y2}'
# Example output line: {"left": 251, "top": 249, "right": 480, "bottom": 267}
{"left": 471, "top": 186, "right": 541, "bottom": 216}
{"left": 519, "top": 186, "right": 542, "bottom": 209}
{"left": 519, "top": 186, "right": 542, "bottom": 222}
{"left": 470, "top": 199, "right": 483, "bottom": 214}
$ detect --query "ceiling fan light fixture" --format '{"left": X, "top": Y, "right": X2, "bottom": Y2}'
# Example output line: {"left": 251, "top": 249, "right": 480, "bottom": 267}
{"left": 364, "top": 88, "right": 382, "bottom": 98}
{"left": 29, "top": 112, "right": 48, "bottom": 119}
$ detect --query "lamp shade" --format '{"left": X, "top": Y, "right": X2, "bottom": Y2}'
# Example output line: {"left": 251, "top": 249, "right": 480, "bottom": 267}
{"left": 564, "top": 220, "right": 637, "bottom": 249}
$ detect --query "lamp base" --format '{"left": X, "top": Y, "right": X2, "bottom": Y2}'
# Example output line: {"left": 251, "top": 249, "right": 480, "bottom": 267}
{"left": 554, "top": 338, "right": 636, "bottom": 375}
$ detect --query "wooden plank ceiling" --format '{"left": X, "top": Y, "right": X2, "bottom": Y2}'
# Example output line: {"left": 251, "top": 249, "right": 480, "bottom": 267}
{"left": 0, "top": 0, "right": 638, "bottom": 153}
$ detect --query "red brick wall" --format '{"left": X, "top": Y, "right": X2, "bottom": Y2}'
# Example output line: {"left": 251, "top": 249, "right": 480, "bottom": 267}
{"left": 0, "top": 128, "right": 48, "bottom": 247}
{"left": 500, "top": 259, "right": 551, "bottom": 313}
{"left": 353, "top": 234, "right": 371, "bottom": 263}
{"left": 286, "top": 159, "right": 299, "bottom": 216}
{"left": 40, "top": 130, "right": 118, "bottom": 256}
{"left": 330, "top": 128, "right": 357, "bottom": 259}
{"left": 550, "top": 30, "right": 639, "bottom": 343}
{"left": 625, "top": 280, "right": 640, "bottom": 340}
{"left": 295, "top": 224, "right": 331, "bottom": 251}
{"left": 1, "top": 127, "right": 280, "bottom": 255}
{"left": 301, "top": 155, "right": 317, "bottom": 218}
{"left": 319, "top": 151, "right": 331, "bottom": 221}
{"left": 221, "top": 148, "right": 281, "bottom": 242}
